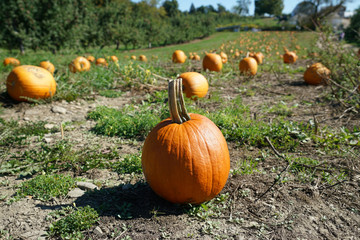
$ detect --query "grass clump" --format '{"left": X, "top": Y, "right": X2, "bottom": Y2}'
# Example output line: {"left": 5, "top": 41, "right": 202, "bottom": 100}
{"left": 0, "top": 120, "right": 55, "bottom": 146}
{"left": 204, "top": 97, "right": 308, "bottom": 151}
{"left": 87, "top": 104, "right": 163, "bottom": 139}
{"left": 48, "top": 205, "right": 99, "bottom": 240}
{"left": 0, "top": 140, "right": 118, "bottom": 176}
{"left": 112, "top": 153, "right": 142, "bottom": 174}
{"left": 15, "top": 174, "right": 76, "bottom": 201}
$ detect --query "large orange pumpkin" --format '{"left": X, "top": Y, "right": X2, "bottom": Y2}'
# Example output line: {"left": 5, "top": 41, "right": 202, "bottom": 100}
{"left": 69, "top": 57, "right": 91, "bottom": 73}
{"left": 172, "top": 50, "right": 187, "bottom": 63}
{"left": 203, "top": 53, "right": 222, "bottom": 72}
{"left": 304, "top": 63, "right": 331, "bottom": 85}
{"left": 3, "top": 57, "right": 20, "bottom": 67}
{"left": 239, "top": 57, "right": 258, "bottom": 76}
{"left": 142, "top": 78, "right": 230, "bottom": 204}
{"left": 6, "top": 65, "right": 56, "bottom": 102}
{"left": 283, "top": 51, "right": 298, "bottom": 64}
{"left": 178, "top": 72, "right": 208, "bottom": 99}
{"left": 39, "top": 61, "right": 55, "bottom": 75}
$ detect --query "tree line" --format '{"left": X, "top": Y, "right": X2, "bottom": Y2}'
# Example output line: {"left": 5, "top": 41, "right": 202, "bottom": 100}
{"left": 0, "top": 0, "right": 242, "bottom": 53}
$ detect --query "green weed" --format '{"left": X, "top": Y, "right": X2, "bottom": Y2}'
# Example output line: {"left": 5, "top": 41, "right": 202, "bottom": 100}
{"left": 48, "top": 205, "right": 99, "bottom": 240}
{"left": 14, "top": 174, "right": 76, "bottom": 201}
{"left": 99, "top": 89, "right": 123, "bottom": 98}
{"left": 0, "top": 140, "right": 118, "bottom": 176}
{"left": 112, "top": 153, "right": 142, "bottom": 175}
{"left": 0, "top": 120, "right": 55, "bottom": 146}
{"left": 186, "top": 193, "right": 229, "bottom": 221}
{"left": 87, "top": 104, "right": 163, "bottom": 139}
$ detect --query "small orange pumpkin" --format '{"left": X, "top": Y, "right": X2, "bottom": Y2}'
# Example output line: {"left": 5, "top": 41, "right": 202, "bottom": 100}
{"left": 239, "top": 57, "right": 258, "bottom": 76}
{"left": 139, "top": 55, "right": 147, "bottom": 62}
{"left": 39, "top": 61, "right": 55, "bottom": 75}
{"left": 250, "top": 52, "right": 264, "bottom": 65}
{"left": 283, "top": 51, "right": 298, "bottom": 64}
{"left": 220, "top": 52, "right": 228, "bottom": 64}
{"left": 131, "top": 55, "right": 137, "bottom": 60}
{"left": 193, "top": 54, "right": 200, "bottom": 61}
{"left": 87, "top": 56, "right": 95, "bottom": 63}
{"left": 178, "top": 72, "right": 208, "bottom": 99}
{"left": 203, "top": 53, "right": 222, "bottom": 72}
{"left": 69, "top": 57, "right": 91, "bottom": 73}
{"left": 172, "top": 50, "right": 187, "bottom": 63}
{"left": 304, "top": 63, "right": 331, "bottom": 85}
{"left": 110, "top": 55, "right": 118, "bottom": 62}
{"left": 6, "top": 65, "right": 56, "bottom": 102}
{"left": 141, "top": 78, "right": 230, "bottom": 204}
{"left": 3, "top": 57, "right": 20, "bottom": 67}
{"left": 95, "top": 58, "right": 108, "bottom": 67}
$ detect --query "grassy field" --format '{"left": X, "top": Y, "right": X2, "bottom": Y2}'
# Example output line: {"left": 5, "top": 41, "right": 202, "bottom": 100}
{"left": 0, "top": 31, "right": 359, "bottom": 239}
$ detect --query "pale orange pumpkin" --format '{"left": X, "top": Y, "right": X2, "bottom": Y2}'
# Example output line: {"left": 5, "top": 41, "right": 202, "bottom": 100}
{"left": 87, "top": 56, "right": 95, "bottom": 63}
{"left": 249, "top": 52, "right": 264, "bottom": 65}
{"left": 3, "top": 57, "right": 20, "bottom": 67}
{"left": 39, "top": 61, "right": 55, "bottom": 75}
{"left": 172, "top": 50, "right": 187, "bottom": 63}
{"left": 6, "top": 65, "right": 56, "bottom": 102}
{"left": 178, "top": 72, "right": 208, "bottom": 99}
{"left": 69, "top": 57, "right": 91, "bottom": 73}
{"left": 304, "top": 63, "right": 331, "bottom": 85}
{"left": 141, "top": 78, "right": 230, "bottom": 204}
{"left": 220, "top": 52, "right": 228, "bottom": 64}
{"left": 139, "top": 55, "right": 147, "bottom": 62}
{"left": 110, "top": 55, "right": 118, "bottom": 62}
{"left": 283, "top": 51, "right": 298, "bottom": 64}
{"left": 95, "top": 58, "right": 108, "bottom": 67}
{"left": 203, "top": 53, "right": 222, "bottom": 72}
{"left": 239, "top": 57, "right": 258, "bottom": 76}
{"left": 131, "top": 55, "right": 137, "bottom": 60}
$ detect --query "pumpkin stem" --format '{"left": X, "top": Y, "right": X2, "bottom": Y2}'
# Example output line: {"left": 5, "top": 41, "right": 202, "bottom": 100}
{"left": 168, "top": 78, "right": 191, "bottom": 124}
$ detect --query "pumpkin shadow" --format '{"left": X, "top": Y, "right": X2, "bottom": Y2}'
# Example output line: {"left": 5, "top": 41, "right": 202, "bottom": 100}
{"left": 0, "top": 91, "right": 21, "bottom": 108}
{"left": 72, "top": 182, "right": 186, "bottom": 219}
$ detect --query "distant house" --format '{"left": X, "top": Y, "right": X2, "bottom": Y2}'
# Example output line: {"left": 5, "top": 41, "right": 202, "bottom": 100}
{"left": 289, "top": 1, "right": 351, "bottom": 30}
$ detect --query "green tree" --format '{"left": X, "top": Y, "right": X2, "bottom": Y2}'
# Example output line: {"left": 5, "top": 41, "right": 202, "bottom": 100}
{"left": 345, "top": 7, "right": 360, "bottom": 45}
{"left": 162, "top": 0, "right": 180, "bottom": 17}
{"left": 233, "top": 0, "right": 251, "bottom": 16}
{"left": 255, "top": 0, "right": 284, "bottom": 16}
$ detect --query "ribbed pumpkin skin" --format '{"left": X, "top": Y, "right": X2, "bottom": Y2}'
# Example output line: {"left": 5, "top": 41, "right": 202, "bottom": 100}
{"left": 203, "top": 53, "right": 223, "bottom": 72}
{"left": 239, "top": 57, "right": 258, "bottom": 76}
{"left": 142, "top": 113, "right": 230, "bottom": 204}
{"left": 172, "top": 50, "right": 186, "bottom": 63}
{"left": 69, "top": 57, "right": 91, "bottom": 73}
{"left": 39, "top": 61, "right": 55, "bottom": 75}
{"left": 283, "top": 51, "right": 298, "bottom": 64}
{"left": 178, "top": 72, "right": 208, "bottom": 99}
{"left": 3, "top": 57, "right": 20, "bottom": 67}
{"left": 304, "top": 63, "right": 331, "bottom": 85}
{"left": 6, "top": 65, "right": 56, "bottom": 102}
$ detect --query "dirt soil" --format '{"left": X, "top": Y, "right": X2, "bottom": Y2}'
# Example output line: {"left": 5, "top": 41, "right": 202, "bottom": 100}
{"left": 0, "top": 60, "right": 360, "bottom": 239}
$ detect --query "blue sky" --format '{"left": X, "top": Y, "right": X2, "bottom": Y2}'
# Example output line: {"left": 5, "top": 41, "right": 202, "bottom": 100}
{"left": 176, "top": 0, "right": 359, "bottom": 14}
{"left": 133, "top": 0, "right": 360, "bottom": 14}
